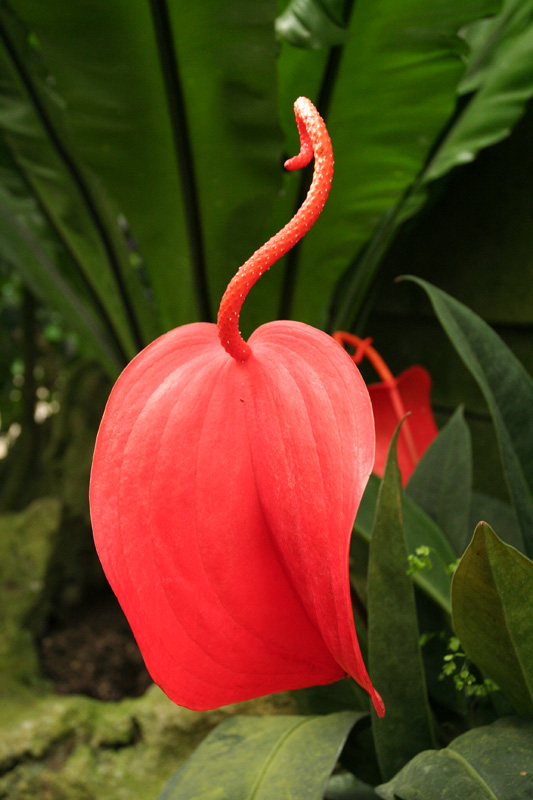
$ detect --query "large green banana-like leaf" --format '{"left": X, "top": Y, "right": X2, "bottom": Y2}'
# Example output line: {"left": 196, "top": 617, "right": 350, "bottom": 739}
{"left": 331, "top": 0, "right": 533, "bottom": 331}
{"left": 0, "top": 142, "right": 124, "bottom": 375}
{"left": 277, "top": 0, "right": 501, "bottom": 328}
{"left": 433, "top": 0, "right": 533, "bottom": 172}
{"left": 4, "top": 0, "right": 531, "bottom": 367}
{"left": 12, "top": 0, "right": 283, "bottom": 341}
{"left": 0, "top": 4, "right": 157, "bottom": 362}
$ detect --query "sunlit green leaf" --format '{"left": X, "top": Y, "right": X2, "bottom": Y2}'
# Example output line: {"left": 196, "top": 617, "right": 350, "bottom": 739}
{"left": 368, "top": 424, "right": 435, "bottom": 781}
{"left": 157, "top": 712, "right": 361, "bottom": 800}
{"left": 331, "top": 0, "right": 533, "bottom": 332}
{"left": 452, "top": 522, "right": 533, "bottom": 716}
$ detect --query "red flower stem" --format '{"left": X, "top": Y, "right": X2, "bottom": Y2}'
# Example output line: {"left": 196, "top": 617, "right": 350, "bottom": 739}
{"left": 334, "top": 331, "right": 420, "bottom": 472}
{"left": 217, "top": 97, "right": 334, "bottom": 361}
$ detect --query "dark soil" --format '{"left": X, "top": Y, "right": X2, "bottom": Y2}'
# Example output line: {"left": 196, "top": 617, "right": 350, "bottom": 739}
{"left": 39, "top": 595, "right": 152, "bottom": 701}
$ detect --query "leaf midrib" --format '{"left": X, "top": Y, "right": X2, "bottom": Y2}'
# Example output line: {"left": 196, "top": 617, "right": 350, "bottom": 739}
{"left": 247, "top": 717, "right": 309, "bottom": 800}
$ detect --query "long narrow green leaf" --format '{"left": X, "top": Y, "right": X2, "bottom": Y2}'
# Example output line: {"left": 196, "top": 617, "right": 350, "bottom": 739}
{"left": 15, "top": 0, "right": 284, "bottom": 336}
{"left": 377, "top": 717, "right": 533, "bottom": 800}
{"left": 406, "top": 276, "right": 533, "bottom": 558}
{"left": 406, "top": 406, "right": 473, "bottom": 555}
{"left": 452, "top": 522, "right": 533, "bottom": 716}
{"left": 355, "top": 474, "right": 455, "bottom": 615}
{"left": 368, "top": 425, "right": 435, "bottom": 782}
{"left": 157, "top": 712, "right": 361, "bottom": 800}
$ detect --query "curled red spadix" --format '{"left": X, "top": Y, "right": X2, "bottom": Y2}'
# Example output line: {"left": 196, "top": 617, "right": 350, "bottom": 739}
{"left": 90, "top": 98, "right": 384, "bottom": 717}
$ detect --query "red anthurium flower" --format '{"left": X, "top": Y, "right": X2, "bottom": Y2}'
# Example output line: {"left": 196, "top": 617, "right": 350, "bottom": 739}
{"left": 90, "top": 99, "right": 384, "bottom": 717}
{"left": 333, "top": 333, "right": 438, "bottom": 485}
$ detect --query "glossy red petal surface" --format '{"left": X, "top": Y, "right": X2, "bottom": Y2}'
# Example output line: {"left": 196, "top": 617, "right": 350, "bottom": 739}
{"left": 90, "top": 322, "right": 382, "bottom": 714}
{"left": 369, "top": 365, "right": 438, "bottom": 485}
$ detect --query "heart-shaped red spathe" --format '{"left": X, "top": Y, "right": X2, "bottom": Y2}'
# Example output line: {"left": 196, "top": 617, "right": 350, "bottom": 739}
{"left": 90, "top": 319, "right": 380, "bottom": 711}
{"left": 90, "top": 98, "right": 384, "bottom": 717}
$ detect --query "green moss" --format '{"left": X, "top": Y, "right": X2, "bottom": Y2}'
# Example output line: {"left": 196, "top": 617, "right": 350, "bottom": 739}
{"left": 0, "top": 686, "right": 295, "bottom": 800}
{"left": 0, "top": 498, "right": 61, "bottom": 691}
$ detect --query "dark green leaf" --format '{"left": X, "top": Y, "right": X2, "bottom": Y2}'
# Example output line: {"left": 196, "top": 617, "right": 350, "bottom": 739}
{"left": 406, "top": 406, "right": 472, "bottom": 555}
{"left": 427, "top": 0, "right": 533, "bottom": 181}
{"left": 325, "top": 772, "right": 377, "bottom": 799}
{"left": 452, "top": 522, "right": 533, "bottom": 716}
{"left": 296, "top": 0, "right": 500, "bottom": 328}
{"left": 15, "top": 0, "right": 284, "bottom": 336}
{"left": 157, "top": 712, "right": 361, "bottom": 800}
{"left": 355, "top": 474, "right": 455, "bottom": 615}
{"left": 276, "top": 0, "right": 348, "bottom": 49}
{"left": 0, "top": 147, "right": 123, "bottom": 375}
{"left": 405, "top": 276, "right": 533, "bottom": 558}
{"left": 376, "top": 716, "right": 533, "bottom": 799}
{"left": 330, "top": 0, "right": 533, "bottom": 332}
{"left": 0, "top": 5, "right": 150, "bottom": 359}
{"left": 368, "top": 424, "right": 435, "bottom": 781}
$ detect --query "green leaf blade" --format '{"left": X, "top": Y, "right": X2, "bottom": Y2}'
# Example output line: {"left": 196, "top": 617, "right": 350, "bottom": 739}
{"left": 377, "top": 716, "right": 533, "bottom": 800}
{"left": 157, "top": 712, "right": 361, "bottom": 800}
{"left": 406, "top": 405, "right": 473, "bottom": 555}
{"left": 368, "top": 425, "right": 436, "bottom": 781}
{"left": 452, "top": 522, "right": 533, "bottom": 716}
{"left": 355, "top": 474, "right": 454, "bottom": 615}
{"left": 426, "top": 0, "right": 533, "bottom": 182}
{"left": 15, "top": 0, "right": 285, "bottom": 336}
{"left": 406, "top": 276, "right": 533, "bottom": 558}
{"left": 290, "top": 0, "right": 500, "bottom": 327}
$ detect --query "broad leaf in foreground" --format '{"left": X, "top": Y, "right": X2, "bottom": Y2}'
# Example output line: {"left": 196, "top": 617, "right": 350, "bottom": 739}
{"left": 157, "top": 712, "right": 361, "bottom": 800}
{"left": 377, "top": 716, "right": 533, "bottom": 799}
{"left": 452, "top": 522, "right": 533, "bottom": 716}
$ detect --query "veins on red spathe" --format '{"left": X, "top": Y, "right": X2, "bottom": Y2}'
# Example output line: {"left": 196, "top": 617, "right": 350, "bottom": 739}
{"left": 90, "top": 99, "right": 384, "bottom": 719}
